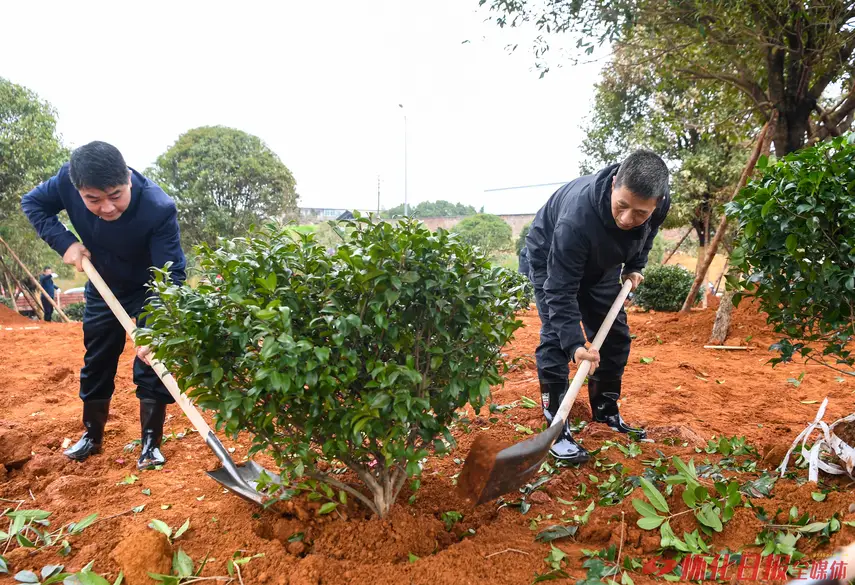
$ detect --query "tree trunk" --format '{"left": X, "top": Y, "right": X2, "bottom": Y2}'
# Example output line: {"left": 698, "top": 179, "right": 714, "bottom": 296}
{"left": 773, "top": 107, "right": 812, "bottom": 156}
{"left": 681, "top": 111, "right": 778, "bottom": 312}
{"left": 709, "top": 290, "right": 735, "bottom": 345}
{"left": 0, "top": 236, "right": 70, "bottom": 322}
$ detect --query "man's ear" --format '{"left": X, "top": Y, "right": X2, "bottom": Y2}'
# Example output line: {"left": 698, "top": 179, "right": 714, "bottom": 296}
{"left": 128, "top": 169, "right": 132, "bottom": 185}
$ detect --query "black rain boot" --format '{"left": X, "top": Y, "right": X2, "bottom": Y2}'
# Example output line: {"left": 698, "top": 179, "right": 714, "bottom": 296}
{"left": 138, "top": 399, "right": 167, "bottom": 470}
{"left": 540, "top": 380, "right": 590, "bottom": 464}
{"left": 64, "top": 399, "right": 110, "bottom": 461}
{"left": 589, "top": 378, "right": 646, "bottom": 439}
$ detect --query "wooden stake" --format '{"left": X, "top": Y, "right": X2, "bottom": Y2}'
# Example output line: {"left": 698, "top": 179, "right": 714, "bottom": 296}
{"left": 0, "top": 255, "right": 43, "bottom": 319}
{"left": 0, "top": 236, "right": 70, "bottom": 322}
{"left": 680, "top": 111, "right": 779, "bottom": 313}
{"left": 662, "top": 227, "right": 693, "bottom": 265}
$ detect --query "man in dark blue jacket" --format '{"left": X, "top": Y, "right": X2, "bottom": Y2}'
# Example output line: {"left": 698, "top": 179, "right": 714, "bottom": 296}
{"left": 39, "top": 267, "right": 58, "bottom": 322}
{"left": 526, "top": 149, "right": 670, "bottom": 464}
{"left": 22, "top": 141, "right": 186, "bottom": 470}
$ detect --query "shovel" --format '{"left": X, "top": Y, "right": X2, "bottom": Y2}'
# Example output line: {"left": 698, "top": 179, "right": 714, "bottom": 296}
{"left": 458, "top": 278, "right": 633, "bottom": 505}
{"left": 81, "top": 256, "right": 281, "bottom": 506}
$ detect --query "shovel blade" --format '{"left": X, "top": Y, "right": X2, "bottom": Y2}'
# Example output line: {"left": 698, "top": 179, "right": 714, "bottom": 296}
{"left": 206, "top": 460, "right": 283, "bottom": 506}
{"left": 461, "top": 423, "right": 564, "bottom": 506}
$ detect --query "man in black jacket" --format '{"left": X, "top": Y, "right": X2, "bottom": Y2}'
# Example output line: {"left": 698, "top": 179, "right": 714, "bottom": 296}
{"left": 525, "top": 150, "right": 670, "bottom": 464}
{"left": 39, "top": 267, "right": 58, "bottom": 322}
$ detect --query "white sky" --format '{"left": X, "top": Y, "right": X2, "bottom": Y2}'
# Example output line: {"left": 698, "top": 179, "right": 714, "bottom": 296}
{"left": 1, "top": 1, "right": 606, "bottom": 215}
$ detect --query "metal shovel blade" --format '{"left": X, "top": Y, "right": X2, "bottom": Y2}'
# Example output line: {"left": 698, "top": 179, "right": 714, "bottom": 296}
{"left": 459, "top": 422, "right": 564, "bottom": 506}
{"left": 204, "top": 432, "right": 282, "bottom": 506}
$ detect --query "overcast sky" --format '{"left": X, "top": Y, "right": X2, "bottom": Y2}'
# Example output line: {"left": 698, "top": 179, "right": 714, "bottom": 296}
{"left": 1, "top": 1, "right": 607, "bottom": 215}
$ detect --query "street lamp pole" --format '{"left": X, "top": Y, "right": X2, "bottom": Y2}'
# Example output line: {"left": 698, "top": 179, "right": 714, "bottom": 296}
{"left": 399, "top": 104, "right": 408, "bottom": 216}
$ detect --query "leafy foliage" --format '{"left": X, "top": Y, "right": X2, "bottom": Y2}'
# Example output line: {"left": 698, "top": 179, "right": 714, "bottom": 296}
{"left": 633, "top": 264, "right": 700, "bottom": 312}
{"left": 382, "top": 200, "right": 476, "bottom": 218}
{"left": 647, "top": 234, "right": 665, "bottom": 265}
{"left": 62, "top": 302, "right": 85, "bottom": 322}
{"left": 146, "top": 125, "right": 299, "bottom": 250}
{"left": 451, "top": 214, "right": 513, "bottom": 258}
{"left": 515, "top": 222, "right": 531, "bottom": 255}
{"left": 478, "top": 0, "right": 855, "bottom": 154}
{"left": 137, "top": 214, "right": 528, "bottom": 517}
{"left": 727, "top": 134, "right": 855, "bottom": 371}
{"left": 0, "top": 77, "right": 72, "bottom": 284}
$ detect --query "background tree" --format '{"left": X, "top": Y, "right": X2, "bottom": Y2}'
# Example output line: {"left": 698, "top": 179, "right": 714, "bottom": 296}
{"left": 452, "top": 214, "right": 513, "bottom": 258}
{"left": 480, "top": 0, "right": 855, "bottom": 156}
{"left": 382, "top": 200, "right": 477, "bottom": 218}
{"left": 0, "top": 77, "right": 71, "bottom": 301}
{"left": 580, "top": 47, "right": 749, "bottom": 274}
{"left": 147, "top": 126, "right": 299, "bottom": 251}
{"left": 515, "top": 221, "right": 531, "bottom": 254}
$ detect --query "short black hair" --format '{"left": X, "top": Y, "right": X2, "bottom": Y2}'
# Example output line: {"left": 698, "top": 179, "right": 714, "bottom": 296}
{"left": 69, "top": 141, "right": 129, "bottom": 191}
{"left": 43, "top": 266, "right": 51, "bottom": 271}
{"left": 614, "top": 149, "right": 669, "bottom": 200}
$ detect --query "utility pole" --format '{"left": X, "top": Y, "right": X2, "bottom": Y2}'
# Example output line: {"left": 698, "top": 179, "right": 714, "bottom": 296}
{"left": 377, "top": 175, "right": 381, "bottom": 216}
{"left": 399, "top": 104, "right": 408, "bottom": 216}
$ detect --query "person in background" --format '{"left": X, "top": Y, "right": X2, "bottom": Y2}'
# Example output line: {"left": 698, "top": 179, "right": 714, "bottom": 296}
{"left": 38, "top": 266, "right": 58, "bottom": 322}
{"left": 21, "top": 141, "right": 186, "bottom": 470}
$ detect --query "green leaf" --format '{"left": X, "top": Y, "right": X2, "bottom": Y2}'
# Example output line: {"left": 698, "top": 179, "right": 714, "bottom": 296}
{"left": 132, "top": 505, "right": 146, "bottom": 514}
{"left": 148, "top": 519, "right": 172, "bottom": 539}
{"left": 798, "top": 522, "right": 829, "bottom": 533}
{"left": 639, "top": 477, "right": 669, "bottom": 513}
{"left": 535, "top": 525, "right": 579, "bottom": 543}
{"left": 811, "top": 491, "right": 827, "bottom": 502}
{"left": 786, "top": 234, "right": 798, "bottom": 254}
{"left": 14, "top": 571, "right": 40, "bottom": 583}
{"left": 631, "top": 499, "right": 659, "bottom": 518}
{"left": 637, "top": 516, "right": 665, "bottom": 530}
{"left": 212, "top": 367, "right": 224, "bottom": 384}
{"left": 761, "top": 198, "right": 775, "bottom": 218}
{"left": 117, "top": 474, "right": 139, "bottom": 486}
{"left": 173, "top": 549, "right": 194, "bottom": 578}
{"left": 400, "top": 271, "right": 420, "bottom": 283}
{"left": 77, "top": 572, "right": 111, "bottom": 585}
{"left": 639, "top": 357, "right": 654, "bottom": 364}
{"left": 408, "top": 553, "right": 419, "bottom": 563}
{"left": 318, "top": 502, "right": 338, "bottom": 515}
{"left": 41, "top": 565, "right": 64, "bottom": 580}
{"left": 69, "top": 513, "right": 98, "bottom": 535}
{"left": 173, "top": 519, "right": 190, "bottom": 540}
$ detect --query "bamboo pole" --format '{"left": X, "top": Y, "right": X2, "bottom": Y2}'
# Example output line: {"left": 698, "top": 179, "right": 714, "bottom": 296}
{"left": 0, "top": 236, "right": 70, "bottom": 322}
{"left": 662, "top": 227, "right": 693, "bottom": 265}
{"left": 0, "top": 255, "right": 43, "bottom": 320}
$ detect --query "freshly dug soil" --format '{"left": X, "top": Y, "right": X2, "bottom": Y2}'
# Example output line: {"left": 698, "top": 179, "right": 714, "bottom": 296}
{"left": 834, "top": 420, "right": 855, "bottom": 447}
{"left": 1, "top": 299, "right": 854, "bottom": 584}
{"left": 0, "top": 305, "right": 33, "bottom": 326}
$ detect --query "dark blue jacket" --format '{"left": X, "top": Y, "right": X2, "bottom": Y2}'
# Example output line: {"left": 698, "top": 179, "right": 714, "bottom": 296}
{"left": 39, "top": 273, "right": 57, "bottom": 297}
{"left": 526, "top": 163, "right": 670, "bottom": 360}
{"left": 21, "top": 164, "right": 186, "bottom": 295}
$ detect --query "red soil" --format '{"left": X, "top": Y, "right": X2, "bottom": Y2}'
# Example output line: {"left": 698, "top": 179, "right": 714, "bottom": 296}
{"left": 1, "top": 299, "right": 854, "bottom": 584}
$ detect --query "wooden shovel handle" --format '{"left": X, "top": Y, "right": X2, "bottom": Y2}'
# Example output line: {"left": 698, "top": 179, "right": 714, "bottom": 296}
{"left": 552, "top": 278, "right": 634, "bottom": 426}
{"left": 81, "top": 256, "right": 212, "bottom": 436}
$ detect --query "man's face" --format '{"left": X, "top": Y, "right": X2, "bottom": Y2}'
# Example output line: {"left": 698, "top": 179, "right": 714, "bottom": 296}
{"left": 43, "top": 268, "right": 51, "bottom": 275}
{"left": 77, "top": 171, "right": 132, "bottom": 221}
{"left": 611, "top": 176, "right": 658, "bottom": 230}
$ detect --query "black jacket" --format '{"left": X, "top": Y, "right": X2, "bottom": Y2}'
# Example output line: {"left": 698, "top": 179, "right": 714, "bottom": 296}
{"left": 525, "top": 163, "right": 670, "bottom": 360}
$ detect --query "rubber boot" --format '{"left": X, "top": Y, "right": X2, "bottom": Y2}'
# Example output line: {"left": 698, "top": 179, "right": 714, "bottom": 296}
{"left": 138, "top": 399, "right": 167, "bottom": 470}
{"left": 540, "top": 380, "right": 590, "bottom": 464}
{"left": 589, "top": 378, "right": 646, "bottom": 439}
{"left": 64, "top": 399, "right": 110, "bottom": 461}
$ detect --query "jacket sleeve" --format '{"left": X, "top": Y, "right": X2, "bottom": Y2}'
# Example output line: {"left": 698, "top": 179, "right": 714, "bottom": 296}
{"left": 623, "top": 197, "right": 671, "bottom": 275}
{"left": 543, "top": 218, "right": 589, "bottom": 362}
{"left": 149, "top": 203, "right": 187, "bottom": 286}
{"left": 20, "top": 174, "right": 79, "bottom": 257}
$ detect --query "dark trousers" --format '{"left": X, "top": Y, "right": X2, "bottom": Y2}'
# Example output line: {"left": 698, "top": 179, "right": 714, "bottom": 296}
{"left": 41, "top": 295, "right": 53, "bottom": 322}
{"left": 80, "top": 283, "right": 174, "bottom": 405}
{"left": 531, "top": 268, "right": 631, "bottom": 384}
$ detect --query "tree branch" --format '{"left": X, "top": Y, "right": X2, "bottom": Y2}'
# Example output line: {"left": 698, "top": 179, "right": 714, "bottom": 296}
{"left": 307, "top": 470, "right": 379, "bottom": 516}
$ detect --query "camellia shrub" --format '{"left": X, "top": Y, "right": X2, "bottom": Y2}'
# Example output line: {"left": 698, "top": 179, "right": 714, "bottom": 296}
{"left": 633, "top": 264, "right": 699, "bottom": 312}
{"left": 138, "top": 215, "right": 528, "bottom": 517}
{"left": 726, "top": 134, "right": 855, "bottom": 370}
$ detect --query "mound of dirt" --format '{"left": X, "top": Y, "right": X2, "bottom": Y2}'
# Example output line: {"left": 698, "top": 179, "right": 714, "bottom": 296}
{"left": 111, "top": 527, "right": 172, "bottom": 585}
{"left": 0, "top": 427, "right": 32, "bottom": 468}
{"left": 0, "top": 304, "right": 33, "bottom": 326}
